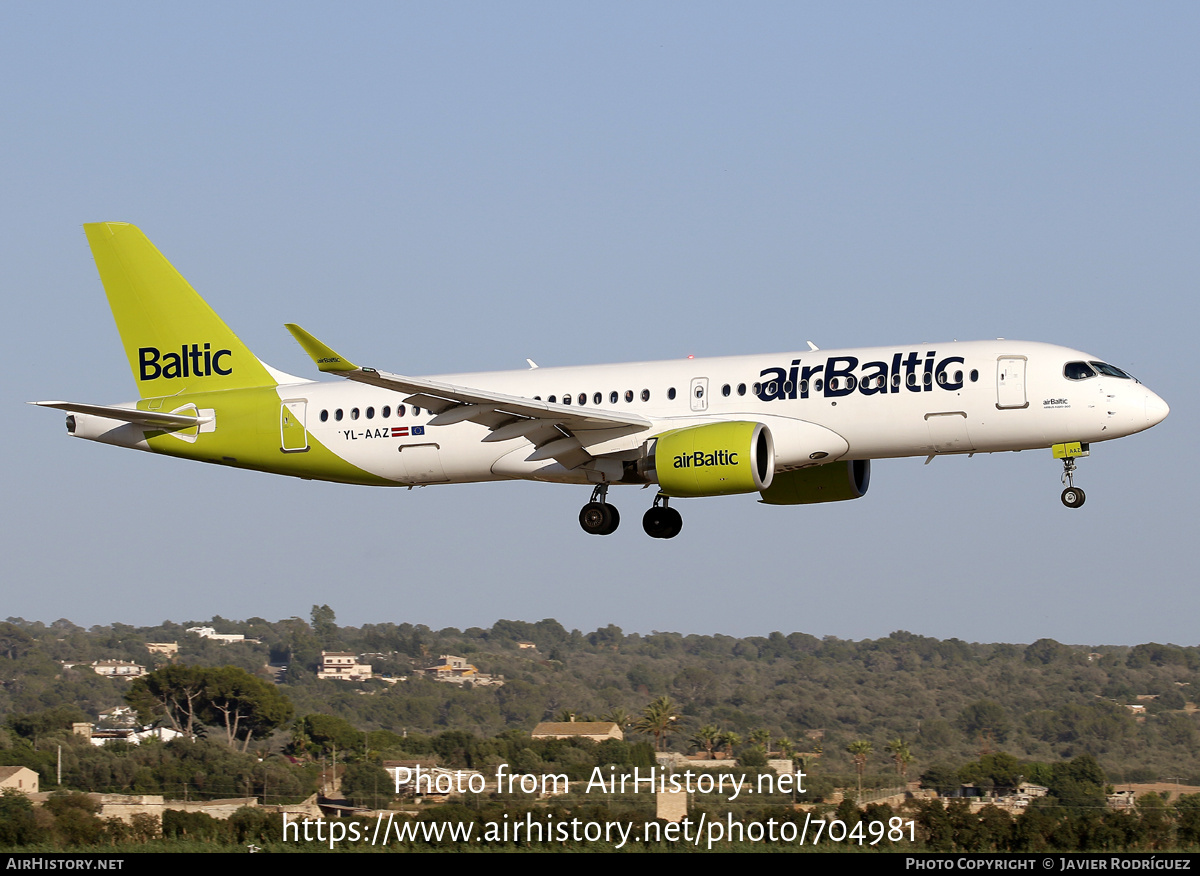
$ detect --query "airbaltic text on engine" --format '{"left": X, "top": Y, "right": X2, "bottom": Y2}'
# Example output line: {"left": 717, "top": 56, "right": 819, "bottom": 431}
{"left": 674, "top": 450, "right": 738, "bottom": 469}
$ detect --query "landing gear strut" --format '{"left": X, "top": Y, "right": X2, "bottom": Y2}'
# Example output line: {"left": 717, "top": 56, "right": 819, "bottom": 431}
{"left": 1060, "top": 457, "right": 1086, "bottom": 509}
{"left": 579, "top": 484, "right": 620, "bottom": 535}
{"left": 642, "top": 493, "right": 683, "bottom": 539}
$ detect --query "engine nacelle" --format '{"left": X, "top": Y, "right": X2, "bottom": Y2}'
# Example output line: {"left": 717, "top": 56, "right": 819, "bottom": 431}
{"left": 646, "top": 421, "right": 774, "bottom": 497}
{"left": 758, "top": 459, "right": 871, "bottom": 505}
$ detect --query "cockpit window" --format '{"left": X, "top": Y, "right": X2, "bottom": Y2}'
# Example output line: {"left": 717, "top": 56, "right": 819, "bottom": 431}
{"left": 1064, "top": 361, "right": 1096, "bottom": 380}
{"left": 1089, "top": 361, "right": 1134, "bottom": 380}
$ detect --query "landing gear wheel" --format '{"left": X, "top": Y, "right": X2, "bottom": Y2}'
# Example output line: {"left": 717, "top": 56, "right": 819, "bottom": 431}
{"left": 579, "top": 502, "right": 620, "bottom": 535}
{"left": 642, "top": 506, "right": 671, "bottom": 538}
{"left": 1061, "top": 487, "right": 1086, "bottom": 509}
{"left": 642, "top": 499, "right": 683, "bottom": 539}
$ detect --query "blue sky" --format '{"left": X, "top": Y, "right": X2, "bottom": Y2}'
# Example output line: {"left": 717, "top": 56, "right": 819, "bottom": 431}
{"left": 3, "top": 3, "right": 1195, "bottom": 645}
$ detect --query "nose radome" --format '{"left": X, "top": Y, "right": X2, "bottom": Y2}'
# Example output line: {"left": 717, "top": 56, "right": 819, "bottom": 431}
{"left": 1146, "top": 391, "right": 1170, "bottom": 427}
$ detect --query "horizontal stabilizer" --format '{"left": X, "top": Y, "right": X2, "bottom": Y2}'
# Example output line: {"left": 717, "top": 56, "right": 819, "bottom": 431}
{"left": 30, "top": 401, "right": 205, "bottom": 430}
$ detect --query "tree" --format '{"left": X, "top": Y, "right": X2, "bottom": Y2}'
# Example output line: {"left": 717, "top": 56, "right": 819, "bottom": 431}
{"left": 636, "top": 696, "right": 680, "bottom": 751}
{"left": 885, "top": 738, "right": 913, "bottom": 779}
{"left": 205, "top": 667, "right": 294, "bottom": 751}
{"left": 295, "top": 714, "right": 365, "bottom": 757}
{"left": 0, "top": 623, "right": 34, "bottom": 661}
{"left": 721, "top": 731, "right": 741, "bottom": 757}
{"left": 847, "top": 740, "right": 873, "bottom": 803}
{"left": 0, "top": 790, "right": 36, "bottom": 847}
{"left": 604, "top": 708, "right": 633, "bottom": 731}
{"left": 691, "top": 725, "right": 721, "bottom": 759}
{"left": 777, "top": 736, "right": 795, "bottom": 761}
{"left": 310, "top": 605, "right": 339, "bottom": 650}
{"left": 957, "top": 700, "right": 1011, "bottom": 743}
{"left": 126, "top": 665, "right": 209, "bottom": 735}
{"left": 126, "top": 666, "right": 293, "bottom": 750}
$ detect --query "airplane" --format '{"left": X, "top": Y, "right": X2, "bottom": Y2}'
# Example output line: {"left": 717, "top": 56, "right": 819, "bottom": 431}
{"left": 34, "top": 222, "right": 1169, "bottom": 539}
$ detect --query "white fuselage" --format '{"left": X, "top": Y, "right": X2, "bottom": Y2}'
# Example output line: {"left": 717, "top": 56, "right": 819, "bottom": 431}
{"left": 266, "top": 339, "right": 1167, "bottom": 487}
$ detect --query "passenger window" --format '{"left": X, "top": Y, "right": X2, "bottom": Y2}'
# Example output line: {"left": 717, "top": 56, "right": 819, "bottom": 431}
{"left": 641, "top": 389, "right": 650, "bottom": 402}
{"left": 668, "top": 387, "right": 677, "bottom": 400}
{"left": 891, "top": 374, "right": 901, "bottom": 388}
{"left": 610, "top": 391, "right": 618, "bottom": 404}
{"left": 366, "top": 407, "right": 375, "bottom": 419}
{"left": 593, "top": 392, "right": 602, "bottom": 405}
{"left": 694, "top": 386, "right": 704, "bottom": 399}
{"left": 737, "top": 383, "right": 746, "bottom": 396}
{"left": 320, "top": 410, "right": 329, "bottom": 422}
{"left": 335, "top": 409, "right": 344, "bottom": 421}
{"left": 548, "top": 395, "right": 556, "bottom": 404}
{"left": 578, "top": 393, "right": 587, "bottom": 406}
{"left": 563, "top": 395, "right": 572, "bottom": 405}
{"left": 814, "top": 379, "right": 824, "bottom": 392}
{"left": 953, "top": 371, "right": 963, "bottom": 384}
{"left": 382, "top": 406, "right": 391, "bottom": 418}
{"left": 722, "top": 384, "right": 731, "bottom": 397}
{"left": 970, "top": 370, "right": 979, "bottom": 382}
{"left": 625, "top": 390, "right": 634, "bottom": 403}
{"left": 351, "top": 408, "right": 360, "bottom": 420}
{"left": 397, "top": 405, "right": 406, "bottom": 417}
{"left": 413, "top": 407, "right": 421, "bottom": 416}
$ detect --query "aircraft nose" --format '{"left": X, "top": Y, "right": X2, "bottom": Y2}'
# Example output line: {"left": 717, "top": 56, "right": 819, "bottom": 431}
{"left": 1145, "top": 390, "right": 1170, "bottom": 427}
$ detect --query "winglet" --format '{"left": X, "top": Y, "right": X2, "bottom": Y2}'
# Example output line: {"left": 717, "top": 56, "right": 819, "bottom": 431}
{"left": 284, "top": 324, "right": 358, "bottom": 372}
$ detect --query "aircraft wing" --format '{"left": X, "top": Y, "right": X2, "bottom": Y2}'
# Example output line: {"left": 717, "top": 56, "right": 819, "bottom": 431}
{"left": 285, "top": 324, "right": 651, "bottom": 469}
{"left": 29, "top": 400, "right": 205, "bottom": 429}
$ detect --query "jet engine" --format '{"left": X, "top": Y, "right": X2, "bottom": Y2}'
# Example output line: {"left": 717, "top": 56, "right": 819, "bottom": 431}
{"left": 643, "top": 421, "right": 774, "bottom": 497}
{"left": 758, "top": 460, "right": 871, "bottom": 505}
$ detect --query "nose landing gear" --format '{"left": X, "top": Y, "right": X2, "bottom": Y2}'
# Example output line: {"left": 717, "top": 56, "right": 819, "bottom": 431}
{"left": 1060, "top": 458, "right": 1086, "bottom": 508}
{"left": 1053, "top": 441, "right": 1090, "bottom": 509}
{"left": 579, "top": 484, "right": 620, "bottom": 535}
{"left": 642, "top": 493, "right": 683, "bottom": 539}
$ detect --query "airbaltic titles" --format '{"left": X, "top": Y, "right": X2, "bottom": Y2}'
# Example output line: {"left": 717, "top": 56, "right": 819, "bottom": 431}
{"left": 754, "top": 350, "right": 968, "bottom": 401}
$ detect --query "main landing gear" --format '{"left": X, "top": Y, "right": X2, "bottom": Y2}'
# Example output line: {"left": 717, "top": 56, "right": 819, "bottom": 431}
{"left": 577, "top": 487, "right": 683, "bottom": 538}
{"left": 579, "top": 484, "right": 620, "bottom": 535}
{"left": 642, "top": 493, "right": 683, "bottom": 539}
{"left": 1060, "top": 456, "right": 1086, "bottom": 509}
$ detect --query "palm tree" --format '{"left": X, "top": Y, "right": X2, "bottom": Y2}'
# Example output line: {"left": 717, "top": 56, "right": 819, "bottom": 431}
{"left": 721, "top": 731, "right": 741, "bottom": 758}
{"left": 692, "top": 725, "right": 722, "bottom": 759}
{"left": 847, "top": 740, "right": 873, "bottom": 804}
{"left": 885, "top": 738, "right": 913, "bottom": 780}
{"left": 604, "top": 707, "right": 632, "bottom": 731}
{"left": 749, "top": 728, "right": 771, "bottom": 754}
{"left": 635, "top": 696, "right": 680, "bottom": 751}
{"left": 777, "top": 736, "right": 795, "bottom": 762}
